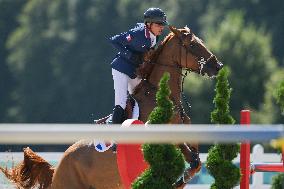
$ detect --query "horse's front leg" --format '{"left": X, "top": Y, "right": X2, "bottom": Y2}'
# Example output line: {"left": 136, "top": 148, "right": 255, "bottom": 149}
{"left": 178, "top": 143, "right": 201, "bottom": 169}
{"left": 172, "top": 113, "right": 202, "bottom": 186}
{"left": 173, "top": 114, "right": 201, "bottom": 164}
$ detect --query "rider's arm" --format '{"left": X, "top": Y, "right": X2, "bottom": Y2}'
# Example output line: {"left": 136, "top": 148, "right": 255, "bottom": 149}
{"left": 110, "top": 32, "right": 138, "bottom": 60}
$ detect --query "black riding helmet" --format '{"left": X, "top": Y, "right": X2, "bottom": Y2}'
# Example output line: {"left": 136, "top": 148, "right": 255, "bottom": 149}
{"left": 144, "top": 8, "right": 168, "bottom": 26}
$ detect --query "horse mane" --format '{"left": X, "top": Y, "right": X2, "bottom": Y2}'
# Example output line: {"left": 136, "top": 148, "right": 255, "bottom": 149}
{"left": 149, "top": 32, "right": 174, "bottom": 63}
{"left": 149, "top": 27, "right": 191, "bottom": 62}
{"left": 136, "top": 27, "right": 191, "bottom": 79}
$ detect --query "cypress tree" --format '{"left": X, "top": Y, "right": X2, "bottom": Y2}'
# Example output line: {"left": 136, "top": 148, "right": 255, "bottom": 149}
{"left": 206, "top": 67, "right": 240, "bottom": 189}
{"left": 275, "top": 80, "right": 284, "bottom": 115}
{"left": 271, "top": 80, "right": 284, "bottom": 189}
{"left": 272, "top": 173, "right": 284, "bottom": 189}
{"left": 132, "top": 72, "right": 185, "bottom": 189}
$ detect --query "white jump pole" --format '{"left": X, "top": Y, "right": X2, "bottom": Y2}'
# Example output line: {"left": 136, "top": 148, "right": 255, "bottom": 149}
{"left": 0, "top": 124, "right": 283, "bottom": 144}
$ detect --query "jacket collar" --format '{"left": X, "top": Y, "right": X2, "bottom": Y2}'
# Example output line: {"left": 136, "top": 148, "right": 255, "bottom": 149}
{"left": 145, "top": 25, "right": 151, "bottom": 39}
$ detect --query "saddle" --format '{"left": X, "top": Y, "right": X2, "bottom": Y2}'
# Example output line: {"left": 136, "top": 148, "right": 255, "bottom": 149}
{"left": 94, "top": 56, "right": 157, "bottom": 125}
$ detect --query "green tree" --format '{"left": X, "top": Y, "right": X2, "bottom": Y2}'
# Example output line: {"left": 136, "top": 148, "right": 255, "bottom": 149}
{"left": 7, "top": 0, "right": 120, "bottom": 122}
{"left": 210, "top": 67, "right": 235, "bottom": 124}
{"left": 132, "top": 72, "right": 185, "bottom": 189}
{"left": 5, "top": 0, "right": 184, "bottom": 123}
{"left": 6, "top": 0, "right": 283, "bottom": 124}
{"left": 275, "top": 80, "right": 284, "bottom": 115}
{"left": 272, "top": 173, "right": 284, "bottom": 189}
{"left": 271, "top": 78, "right": 284, "bottom": 188}
{"left": 185, "top": 11, "right": 278, "bottom": 123}
{"left": 0, "top": 0, "right": 26, "bottom": 122}
{"left": 253, "top": 69, "right": 284, "bottom": 123}
{"left": 200, "top": 0, "right": 284, "bottom": 65}
{"left": 206, "top": 67, "right": 240, "bottom": 189}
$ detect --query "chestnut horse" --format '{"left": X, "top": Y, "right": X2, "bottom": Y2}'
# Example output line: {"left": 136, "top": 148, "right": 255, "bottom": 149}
{"left": 0, "top": 26, "right": 223, "bottom": 189}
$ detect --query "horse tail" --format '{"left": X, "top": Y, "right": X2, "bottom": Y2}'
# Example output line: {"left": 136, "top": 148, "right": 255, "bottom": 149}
{"left": 0, "top": 147, "right": 54, "bottom": 189}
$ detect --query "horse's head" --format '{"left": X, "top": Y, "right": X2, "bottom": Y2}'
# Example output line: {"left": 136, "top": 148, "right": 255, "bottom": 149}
{"left": 169, "top": 26, "right": 223, "bottom": 77}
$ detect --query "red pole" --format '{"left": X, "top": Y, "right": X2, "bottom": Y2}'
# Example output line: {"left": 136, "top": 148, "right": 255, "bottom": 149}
{"left": 253, "top": 163, "right": 284, "bottom": 172}
{"left": 282, "top": 146, "right": 284, "bottom": 167}
{"left": 240, "top": 110, "right": 251, "bottom": 189}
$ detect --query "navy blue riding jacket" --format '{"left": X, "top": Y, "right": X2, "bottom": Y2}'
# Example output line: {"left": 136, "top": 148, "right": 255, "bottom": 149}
{"left": 110, "top": 23, "right": 156, "bottom": 79}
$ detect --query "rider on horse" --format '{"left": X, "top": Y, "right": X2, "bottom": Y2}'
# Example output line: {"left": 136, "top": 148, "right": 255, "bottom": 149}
{"left": 110, "top": 7, "right": 168, "bottom": 124}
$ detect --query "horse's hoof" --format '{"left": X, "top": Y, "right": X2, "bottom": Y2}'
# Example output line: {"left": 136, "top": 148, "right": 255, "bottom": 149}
{"left": 172, "top": 177, "right": 184, "bottom": 188}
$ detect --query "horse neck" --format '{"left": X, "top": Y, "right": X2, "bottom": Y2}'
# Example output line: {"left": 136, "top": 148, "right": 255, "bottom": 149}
{"left": 148, "top": 42, "right": 182, "bottom": 100}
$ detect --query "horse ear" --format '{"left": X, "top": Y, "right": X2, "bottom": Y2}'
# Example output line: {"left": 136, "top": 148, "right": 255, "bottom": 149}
{"left": 184, "top": 26, "right": 194, "bottom": 41}
{"left": 184, "top": 26, "right": 191, "bottom": 34}
{"left": 169, "top": 25, "right": 182, "bottom": 38}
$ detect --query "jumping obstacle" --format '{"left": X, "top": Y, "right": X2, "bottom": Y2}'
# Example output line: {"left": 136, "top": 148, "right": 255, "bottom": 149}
{"left": 0, "top": 114, "right": 284, "bottom": 188}
{"left": 117, "top": 119, "right": 148, "bottom": 189}
{"left": 0, "top": 124, "right": 282, "bottom": 144}
{"left": 240, "top": 110, "right": 284, "bottom": 189}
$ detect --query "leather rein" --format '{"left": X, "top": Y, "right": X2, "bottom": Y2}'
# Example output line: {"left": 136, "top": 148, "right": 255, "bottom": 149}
{"left": 142, "top": 35, "right": 213, "bottom": 123}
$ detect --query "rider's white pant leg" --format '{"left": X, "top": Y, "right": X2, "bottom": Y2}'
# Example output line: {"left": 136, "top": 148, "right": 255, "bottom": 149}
{"left": 112, "top": 69, "right": 128, "bottom": 109}
{"left": 132, "top": 101, "right": 140, "bottom": 119}
{"left": 128, "top": 77, "right": 141, "bottom": 94}
{"left": 112, "top": 69, "right": 141, "bottom": 118}
{"left": 128, "top": 77, "right": 141, "bottom": 119}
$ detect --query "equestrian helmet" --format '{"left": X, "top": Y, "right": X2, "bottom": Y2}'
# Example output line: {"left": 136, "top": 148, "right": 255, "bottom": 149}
{"left": 144, "top": 8, "right": 168, "bottom": 26}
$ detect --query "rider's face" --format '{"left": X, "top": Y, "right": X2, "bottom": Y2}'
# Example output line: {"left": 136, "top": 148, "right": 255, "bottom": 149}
{"left": 150, "top": 23, "right": 165, "bottom": 36}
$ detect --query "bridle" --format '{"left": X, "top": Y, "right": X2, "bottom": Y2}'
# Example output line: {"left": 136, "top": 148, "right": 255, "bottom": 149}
{"left": 179, "top": 33, "right": 217, "bottom": 75}
{"left": 148, "top": 33, "right": 216, "bottom": 123}
{"left": 154, "top": 33, "right": 215, "bottom": 76}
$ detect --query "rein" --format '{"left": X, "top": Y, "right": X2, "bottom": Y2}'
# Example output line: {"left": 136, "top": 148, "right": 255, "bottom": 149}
{"left": 137, "top": 32, "right": 213, "bottom": 123}
{"left": 143, "top": 43, "right": 193, "bottom": 123}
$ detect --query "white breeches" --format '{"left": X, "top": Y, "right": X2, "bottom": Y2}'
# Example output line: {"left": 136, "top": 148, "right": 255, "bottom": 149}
{"left": 112, "top": 69, "right": 141, "bottom": 119}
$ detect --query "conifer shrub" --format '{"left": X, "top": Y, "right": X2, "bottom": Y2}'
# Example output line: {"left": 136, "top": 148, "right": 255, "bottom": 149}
{"left": 132, "top": 72, "right": 185, "bottom": 189}
{"left": 275, "top": 80, "right": 284, "bottom": 114}
{"left": 206, "top": 67, "right": 240, "bottom": 189}
{"left": 271, "top": 80, "right": 284, "bottom": 189}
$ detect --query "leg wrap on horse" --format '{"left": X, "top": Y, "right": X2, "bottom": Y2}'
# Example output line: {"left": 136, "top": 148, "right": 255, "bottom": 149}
{"left": 112, "top": 105, "right": 126, "bottom": 124}
{"left": 175, "top": 143, "right": 201, "bottom": 186}
{"left": 178, "top": 143, "right": 200, "bottom": 163}
{"left": 189, "top": 158, "right": 201, "bottom": 169}
{"left": 187, "top": 145, "right": 201, "bottom": 169}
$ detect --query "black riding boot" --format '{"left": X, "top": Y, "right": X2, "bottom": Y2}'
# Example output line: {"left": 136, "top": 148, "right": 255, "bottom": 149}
{"left": 112, "top": 105, "right": 126, "bottom": 124}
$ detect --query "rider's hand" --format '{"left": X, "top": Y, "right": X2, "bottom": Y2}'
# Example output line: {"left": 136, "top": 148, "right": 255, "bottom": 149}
{"left": 136, "top": 61, "right": 155, "bottom": 79}
{"left": 144, "top": 49, "right": 155, "bottom": 63}
{"left": 130, "top": 53, "right": 143, "bottom": 65}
